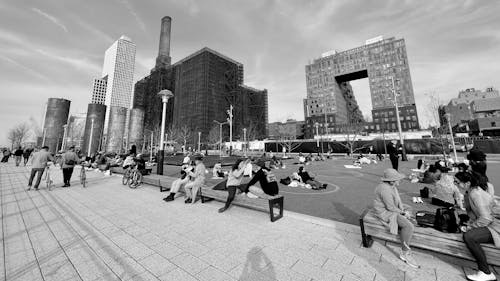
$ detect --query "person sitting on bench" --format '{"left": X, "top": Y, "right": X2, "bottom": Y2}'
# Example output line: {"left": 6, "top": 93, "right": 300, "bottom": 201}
{"left": 218, "top": 158, "right": 251, "bottom": 213}
{"left": 212, "top": 162, "right": 225, "bottom": 178}
{"left": 430, "top": 164, "right": 464, "bottom": 209}
{"left": 184, "top": 154, "right": 206, "bottom": 204}
{"left": 459, "top": 171, "right": 500, "bottom": 281}
{"left": 245, "top": 159, "right": 279, "bottom": 198}
{"left": 298, "top": 166, "right": 327, "bottom": 190}
{"left": 420, "top": 164, "right": 441, "bottom": 184}
{"left": 163, "top": 164, "right": 192, "bottom": 202}
{"left": 373, "top": 168, "right": 419, "bottom": 269}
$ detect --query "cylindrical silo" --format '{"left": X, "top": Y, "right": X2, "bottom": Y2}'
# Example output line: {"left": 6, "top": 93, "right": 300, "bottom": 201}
{"left": 128, "top": 108, "right": 145, "bottom": 151}
{"left": 82, "top": 103, "right": 106, "bottom": 156}
{"left": 105, "top": 106, "right": 127, "bottom": 153}
{"left": 42, "top": 98, "right": 71, "bottom": 154}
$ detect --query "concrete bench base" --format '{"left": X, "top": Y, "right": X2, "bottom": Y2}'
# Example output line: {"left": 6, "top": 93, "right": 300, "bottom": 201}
{"left": 360, "top": 208, "right": 500, "bottom": 266}
{"left": 200, "top": 186, "right": 284, "bottom": 222}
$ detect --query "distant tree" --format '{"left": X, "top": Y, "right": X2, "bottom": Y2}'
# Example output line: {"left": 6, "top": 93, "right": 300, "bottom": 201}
{"left": 208, "top": 125, "right": 220, "bottom": 149}
{"left": 166, "top": 124, "right": 179, "bottom": 143}
{"left": 337, "top": 121, "right": 366, "bottom": 156}
{"left": 177, "top": 125, "right": 192, "bottom": 149}
{"left": 425, "top": 92, "right": 446, "bottom": 156}
{"left": 29, "top": 116, "right": 42, "bottom": 139}
{"left": 245, "top": 121, "right": 259, "bottom": 141}
{"left": 8, "top": 123, "right": 31, "bottom": 149}
{"left": 277, "top": 123, "right": 301, "bottom": 155}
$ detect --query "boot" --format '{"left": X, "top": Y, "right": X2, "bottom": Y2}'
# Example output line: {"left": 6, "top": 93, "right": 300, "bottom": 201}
{"left": 163, "top": 193, "right": 175, "bottom": 202}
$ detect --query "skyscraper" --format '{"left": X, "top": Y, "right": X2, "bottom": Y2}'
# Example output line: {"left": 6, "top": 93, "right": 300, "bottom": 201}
{"left": 102, "top": 35, "right": 136, "bottom": 129}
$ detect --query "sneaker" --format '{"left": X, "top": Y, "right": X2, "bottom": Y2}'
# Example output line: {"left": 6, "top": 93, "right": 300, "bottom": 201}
{"left": 184, "top": 198, "right": 192, "bottom": 204}
{"left": 246, "top": 192, "right": 259, "bottom": 199}
{"left": 399, "top": 250, "right": 420, "bottom": 269}
{"left": 218, "top": 207, "right": 228, "bottom": 213}
{"left": 163, "top": 194, "right": 174, "bottom": 202}
{"left": 412, "top": 197, "right": 418, "bottom": 203}
{"left": 466, "top": 271, "right": 497, "bottom": 281}
{"left": 417, "top": 197, "right": 424, "bottom": 204}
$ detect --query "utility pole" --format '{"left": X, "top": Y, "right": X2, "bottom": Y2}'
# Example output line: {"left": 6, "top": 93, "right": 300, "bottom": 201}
{"left": 62, "top": 124, "right": 68, "bottom": 151}
{"left": 243, "top": 128, "right": 247, "bottom": 157}
{"left": 446, "top": 113, "right": 458, "bottom": 162}
{"left": 198, "top": 131, "right": 201, "bottom": 152}
{"left": 157, "top": 90, "right": 173, "bottom": 175}
{"left": 226, "top": 104, "right": 233, "bottom": 156}
{"left": 391, "top": 76, "right": 407, "bottom": 161}
{"left": 150, "top": 131, "right": 153, "bottom": 162}
{"left": 315, "top": 122, "right": 319, "bottom": 151}
{"left": 87, "top": 118, "right": 94, "bottom": 157}
{"left": 213, "top": 120, "right": 227, "bottom": 157}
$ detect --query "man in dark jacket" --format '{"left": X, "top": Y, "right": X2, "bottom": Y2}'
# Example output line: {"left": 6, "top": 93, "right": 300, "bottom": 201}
{"left": 14, "top": 146, "right": 23, "bottom": 166}
{"left": 61, "top": 146, "right": 79, "bottom": 187}
{"left": 387, "top": 140, "right": 399, "bottom": 170}
{"left": 23, "top": 147, "right": 33, "bottom": 166}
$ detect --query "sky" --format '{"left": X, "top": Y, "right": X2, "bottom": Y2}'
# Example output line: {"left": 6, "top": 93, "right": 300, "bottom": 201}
{"left": 1, "top": 0, "right": 500, "bottom": 146}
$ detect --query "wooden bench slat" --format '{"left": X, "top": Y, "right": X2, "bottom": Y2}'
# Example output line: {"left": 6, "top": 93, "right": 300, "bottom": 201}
{"left": 360, "top": 208, "right": 500, "bottom": 266}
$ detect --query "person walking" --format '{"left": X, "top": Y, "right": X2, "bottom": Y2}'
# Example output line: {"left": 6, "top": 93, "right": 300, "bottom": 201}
{"left": 387, "top": 140, "right": 399, "bottom": 170}
{"left": 61, "top": 146, "right": 79, "bottom": 187}
{"left": 23, "top": 147, "right": 32, "bottom": 166}
{"left": 27, "top": 146, "right": 53, "bottom": 190}
{"left": 373, "top": 168, "right": 419, "bottom": 268}
{"left": 14, "top": 146, "right": 23, "bottom": 166}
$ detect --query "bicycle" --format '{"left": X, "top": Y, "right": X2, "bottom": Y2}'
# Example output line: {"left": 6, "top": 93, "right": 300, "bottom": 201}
{"left": 80, "top": 163, "right": 87, "bottom": 188}
{"left": 123, "top": 164, "right": 142, "bottom": 188}
{"left": 122, "top": 165, "right": 132, "bottom": 185}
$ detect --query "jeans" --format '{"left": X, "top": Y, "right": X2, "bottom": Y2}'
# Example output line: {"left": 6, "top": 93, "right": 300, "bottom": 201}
{"left": 224, "top": 184, "right": 248, "bottom": 209}
{"left": 464, "top": 227, "right": 493, "bottom": 274}
{"left": 28, "top": 168, "right": 45, "bottom": 189}
{"left": 62, "top": 168, "right": 74, "bottom": 185}
{"left": 397, "top": 214, "right": 414, "bottom": 250}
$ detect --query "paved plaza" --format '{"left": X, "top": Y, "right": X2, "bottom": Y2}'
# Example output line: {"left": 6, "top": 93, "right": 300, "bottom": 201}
{"left": 1, "top": 162, "right": 499, "bottom": 281}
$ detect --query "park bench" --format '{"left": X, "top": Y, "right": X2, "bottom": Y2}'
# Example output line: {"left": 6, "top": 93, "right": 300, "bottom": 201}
{"left": 200, "top": 186, "right": 284, "bottom": 222}
{"left": 359, "top": 208, "right": 500, "bottom": 266}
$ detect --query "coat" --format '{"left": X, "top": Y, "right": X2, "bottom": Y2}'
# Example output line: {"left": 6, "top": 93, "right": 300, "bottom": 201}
{"left": 373, "top": 182, "right": 404, "bottom": 235}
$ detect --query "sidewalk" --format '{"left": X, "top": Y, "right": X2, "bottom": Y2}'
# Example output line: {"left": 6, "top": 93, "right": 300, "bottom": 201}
{"left": 0, "top": 162, "right": 493, "bottom": 281}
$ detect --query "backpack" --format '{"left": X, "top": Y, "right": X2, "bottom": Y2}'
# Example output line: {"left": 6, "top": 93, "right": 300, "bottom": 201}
{"left": 265, "top": 170, "right": 277, "bottom": 183}
{"left": 65, "top": 157, "right": 75, "bottom": 165}
{"left": 434, "top": 207, "right": 459, "bottom": 233}
{"left": 280, "top": 177, "right": 291, "bottom": 185}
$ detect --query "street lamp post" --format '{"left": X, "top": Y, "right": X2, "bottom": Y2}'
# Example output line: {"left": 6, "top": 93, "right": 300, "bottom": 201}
{"left": 390, "top": 76, "right": 408, "bottom": 161}
{"left": 87, "top": 118, "right": 94, "bottom": 157}
{"left": 445, "top": 113, "right": 458, "bottom": 162}
{"left": 213, "top": 120, "right": 227, "bottom": 157}
{"left": 315, "top": 122, "right": 319, "bottom": 151}
{"left": 226, "top": 105, "right": 233, "bottom": 156}
{"left": 62, "top": 124, "right": 68, "bottom": 151}
{"left": 157, "top": 89, "right": 173, "bottom": 175}
{"left": 198, "top": 131, "right": 201, "bottom": 152}
{"left": 243, "top": 128, "right": 247, "bottom": 157}
{"left": 42, "top": 128, "right": 47, "bottom": 147}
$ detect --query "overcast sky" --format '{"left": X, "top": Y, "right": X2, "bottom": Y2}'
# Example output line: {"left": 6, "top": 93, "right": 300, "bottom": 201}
{"left": 1, "top": 0, "right": 499, "bottom": 146}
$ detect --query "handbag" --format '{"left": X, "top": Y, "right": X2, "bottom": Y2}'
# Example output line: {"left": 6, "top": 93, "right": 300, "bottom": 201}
{"left": 434, "top": 207, "right": 459, "bottom": 233}
{"left": 415, "top": 211, "right": 435, "bottom": 227}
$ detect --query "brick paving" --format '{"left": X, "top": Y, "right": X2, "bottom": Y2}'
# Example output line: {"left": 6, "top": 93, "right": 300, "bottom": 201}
{"left": 0, "top": 162, "right": 497, "bottom": 280}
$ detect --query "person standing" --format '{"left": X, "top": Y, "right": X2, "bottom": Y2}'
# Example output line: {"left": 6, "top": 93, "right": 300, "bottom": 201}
{"left": 23, "top": 147, "right": 32, "bottom": 166}
{"left": 1, "top": 148, "right": 10, "bottom": 163}
{"left": 61, "top": 146, "right": 79, "bottom": 187}
{"left": 27, "top": 146, "right": 53, "bottom": 190}
{"left": 14, "top": 146, "right": 23, "bottom": 166}
{"left": 387, "top": 140, "right": 399, "bottom": 170}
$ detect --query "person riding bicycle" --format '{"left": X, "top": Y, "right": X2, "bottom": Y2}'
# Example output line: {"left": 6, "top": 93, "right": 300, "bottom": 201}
{"left": 134, "top": 153, "right": 146, "bottom": 174}
{"left": 122, "top": 152, "right": 136, "bottom": 170}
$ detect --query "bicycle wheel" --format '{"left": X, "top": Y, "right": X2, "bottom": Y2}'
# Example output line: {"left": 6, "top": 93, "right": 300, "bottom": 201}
{"left": 128, "top": 171, "right": 141, "bottom": 188}
{"left": 122, "top": 170, "right": 130, "bottom": 185}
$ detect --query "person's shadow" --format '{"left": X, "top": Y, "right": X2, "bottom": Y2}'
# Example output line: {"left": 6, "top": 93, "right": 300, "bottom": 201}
{"left": 240, "top": 247, "right": 276, "bottom": 280}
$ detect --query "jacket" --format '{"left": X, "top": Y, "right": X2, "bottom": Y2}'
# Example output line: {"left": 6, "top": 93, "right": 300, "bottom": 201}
{"left": 373, "top": 182, "right": 404, "bottom": 235}
{"left": 467, "top": 187, "right": 500, "bottom": 248}
{"left": 31, "top": 150, "right": 54, "bottom": 169}
{"left": 432, "top": 174, "right": 462, "bottom": 206}
{"left": 61, "top": 151, "right": 79, "bottom": 168}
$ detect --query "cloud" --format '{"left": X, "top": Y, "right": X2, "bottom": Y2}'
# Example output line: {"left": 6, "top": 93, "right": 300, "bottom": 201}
{"left": 116, "top": 0, "right": 147, "bottom": 31}
{"left": 35, "top": 48, "right": 100, "bottom": 73}
{"left": 32, "top": 8, "right": 68, "bottom": 33}
{"left": 0, "top": 55, "right": 51, "bottom": 81}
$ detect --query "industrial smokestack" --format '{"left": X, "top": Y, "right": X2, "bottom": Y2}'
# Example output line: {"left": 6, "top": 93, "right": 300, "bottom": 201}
{"left": 155, "top": 16, "right": 171, "bottom": 69}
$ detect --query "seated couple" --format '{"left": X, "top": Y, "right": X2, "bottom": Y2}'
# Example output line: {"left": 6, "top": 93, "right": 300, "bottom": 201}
{"left": 163, "top": 155, "right": 206, "bottom": 204}
{"left": 218, "top": 158, "right": 279, "bottom": 213}
{"left": 298, "top": 166, "right": 327, "bottom": 190}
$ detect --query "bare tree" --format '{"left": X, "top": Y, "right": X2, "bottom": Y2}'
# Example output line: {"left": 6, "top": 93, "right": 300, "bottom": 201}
{"left": 208, "top": 125, "right": 220, "bottom": 149}
{"left": 166, "top": 124, "right": 179, "bottom": 143}
{"left": 177, "top": 125, "right": 192, "bottom": 149}
{"left": 277, "top": 123, "right": 301, "bottom": 155}
{"left": 245, "top": 121, "right": 259, "bottom": 141}
{"left": 29, "top": 116, "right": 42, "bottom": 139}
{"left": 337, "top": 121, "right": 366, "bottom": 156}
{"left": 8, "top": 123, "right": 31, "bottom": 149}
{"left": 425, "top": 92, "right": 447, "bottom": 156}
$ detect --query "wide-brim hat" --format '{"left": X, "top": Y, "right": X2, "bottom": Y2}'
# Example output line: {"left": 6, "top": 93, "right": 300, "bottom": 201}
{"left": 381, "top": 168, "right": 405, "bottom": 182}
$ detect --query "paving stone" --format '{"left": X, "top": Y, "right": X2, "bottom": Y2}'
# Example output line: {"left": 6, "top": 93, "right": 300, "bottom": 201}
{"left": 139, "top": 253, "right": 177, "bottom": 277}
{"left": 196, "top": 266, "right": 237, "bottom": 281}
{"left": 158, "top": 268, "right": 198, "bottom": 281}
{"left": 291, "top": 260, "right": 343, "bottom": 281}
{"left": 170, "top": 252, "right": 210, "bottom": 275}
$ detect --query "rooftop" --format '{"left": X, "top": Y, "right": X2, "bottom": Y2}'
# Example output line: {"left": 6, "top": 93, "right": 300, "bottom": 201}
{"left": 472, "top": 97, "right": 500, "bottom": 112}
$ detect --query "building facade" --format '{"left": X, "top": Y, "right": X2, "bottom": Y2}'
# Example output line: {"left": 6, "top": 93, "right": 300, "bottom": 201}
{"left": 91, "top": 77, "right": 107, "bottom": 104}
{"left": 268, "top": 119, "right": 304, "bottom": 140}
{"left": 304, "top": 36, "right": 418, "bottom": 137}
{"left": 442, "top": 87, "right": 499, "bottom": 127}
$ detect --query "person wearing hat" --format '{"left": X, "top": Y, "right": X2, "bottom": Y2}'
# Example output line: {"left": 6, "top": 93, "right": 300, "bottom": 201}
{"left": 244, "top": 159, "right": 279, "bottom": 198}
{"left": 61, "top": 146, "right": 79, "bottom": 187}
{"left": 467, "top": 149, "right": 494, "bottom": 195}
{"left": 183, "top": 154, "right": 206, "bottom": 204}
{"left": 373, "top": 169, "right": 419, "bottom": 268}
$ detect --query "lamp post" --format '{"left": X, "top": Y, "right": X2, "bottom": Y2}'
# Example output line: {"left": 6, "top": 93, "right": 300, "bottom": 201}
{"left": 197, "top": 131, "right": 201, "bottom": 152}
{"left": 390, "top": 76, "right": 407, "bottom": 161}
{"left": 87, "top": 118, "right": 94, "bottom": 157}
{"left": 226, "top": 105, "right": 233, "bottom": 156}
{"left": 42, "top": 128, "right": 47, "bottom": 147}
{"left": 314, "top": 122, "right": 319, "bottom": 151}
{"left": 445, "top": 113, "right": 458, "bottom": 162}
{"left": 213, "top": 120, "right": 227, "bottom": 157}
{"left": 157, "top": 89, "right": 173, "bottom": 175}
{"left": 243, "top": 128, "right": 247, "bottom": 157}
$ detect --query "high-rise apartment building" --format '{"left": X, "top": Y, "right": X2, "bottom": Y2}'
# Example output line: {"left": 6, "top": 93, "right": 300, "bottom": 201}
{"left": 304, "top": 36, "right": 419, "bottom": 137}
{"left": 101, "top": 36, "right": 136, "bottom": 148}
{"left": 90, "top": 77, "right": 107, "bottom": 104}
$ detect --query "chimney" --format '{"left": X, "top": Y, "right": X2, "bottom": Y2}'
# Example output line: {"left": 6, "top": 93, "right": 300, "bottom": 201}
{"left": 155, "top": 16, "right": 172, "bottom": 69}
